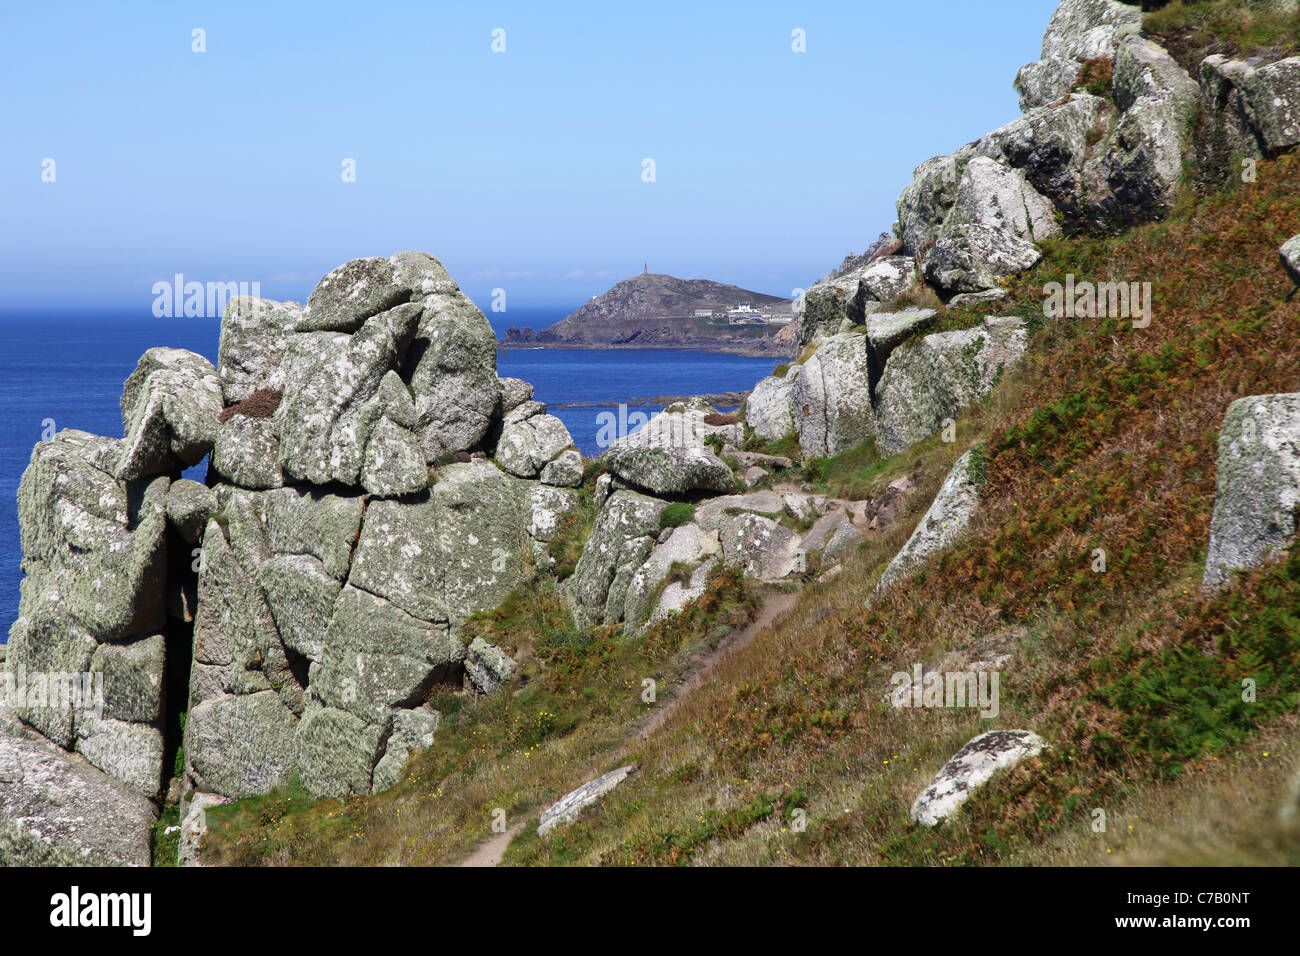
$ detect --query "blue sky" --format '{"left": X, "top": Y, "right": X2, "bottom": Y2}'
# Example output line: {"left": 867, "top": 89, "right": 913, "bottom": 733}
{"left": 0, "top": 0, "right": 1058, "bottom": 314}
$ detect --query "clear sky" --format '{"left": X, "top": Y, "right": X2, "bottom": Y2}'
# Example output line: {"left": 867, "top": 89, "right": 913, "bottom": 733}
{"left": 0, "top": 0, "right": 1058, "bottom": 314}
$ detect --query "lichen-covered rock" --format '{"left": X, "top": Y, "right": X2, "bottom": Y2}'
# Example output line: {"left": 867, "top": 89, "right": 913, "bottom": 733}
{"left": 311, "top": 584, "right": 458, "bottom": 725}
{"left": 296, "top": 703, "right": 387, "bottom": 799}
{"left": 540, "top": 448, "right": 584, "bottom": 487}
{"left": 257, "top": 553, "right": 340, "bottom": 663}
{"left": 613, "top": 399, "right": 745, "bottom": 453}
{"left": 464, "top": 638, "right": 517, "bottom": 695}
{"left": 923, "top": 158, "right": 1059, "bottom": 295}
{"left": 877, "top": 451, "right": 984, "bottom": 593}
{"left": 1082, "top": 37, "right": 1199, "bottom": 231}
{"left": 977, "top": 93, "right": 1109, "bottom": 222}
{"left": 875, "top": 318, "right": 1028, "bottom": 455}
{"left": 719, "top": 512, "right": 802, "bottom": 581}
{"left": 90, "top": 634, "right": 164, "bottom": 725}
{"left": 923, "top": 224, "right": 1042, "bottom": 296}
{"left": 217, "top": 296, "right": 301, "bottom": 403}
{"left": 1202, "top": 393, "right": 1300, "bottom": 589}
{"left": 371, "top": 708, "right": 440, "bottom": 793}
{"left": 496, "top": 410, "right": 574, "bottom": 478}
{"left": 74, "top": 715, "right": 164, "bottom": 797}
{"left": 0, "top": 706, "right": 157, "bottom": 866}
{"left": 361, "top": 416, "right": 427, "bottom": 496}
{"left": 538, "top": 765, "right": 637, "bottom": 836}
{"left": 653, "top": 558, "right": 718, "bottom": 621}
{"left": 566, "top": 491, "right": 667, "bottom": 627}
{"left": 1282, "top": 235, "right": 1300, "bottom": 287}
{"left": 183, "top": 690, "right": 298, "bottom": 797}
{"left": 298, "top": 253, "right": 452, "bottom": 333}
{"left": 117, "top": 348, "right": 223, "bottom": 480}
{"left": 276, "top": 304, "right": 423, "bottom": 486}
{"left": 1202, "top": 54, "right": 1300, "bottom": 161}
{"left": 15, "top": 431, "right": 168, "bottom": 646}
{"left": 602, "top": 445, "right": 735, "bottom": 497}
{"left": 498, "top": 376, "right": 535, "bottom": 414}
{"left": 526, "top": 485, "right": 579, "bottom": 542}
{"left": 864, "top": 308, "right": 938, "bottom": 386}
{"left": 405, "top": 287, "right": 500, "bottom": 461}
{"left": 746, "top": 372, "right": 797, "bottom": 442}
{"left": 1013, "top": 0, "right": 1142, "bottom": 111}
{"left": 623, "top": 523, "right": 721, "bottom": 630}
{"left": 792, "top": 333, "right": 874, "bottom": 458}
{"left": 796, "top": 280, "right": 860, "bottom": 350}
{"left": 211, "top": 414, "right": 284, "bottom": 490}
{"left": 858, "top": 254, "right": 920, "bottom": 303}
{"left": 911, "top": 730, "right": 1046, "bottom": 826}
{"left": 896, "top": 146, "right": 975, "bottom": 255}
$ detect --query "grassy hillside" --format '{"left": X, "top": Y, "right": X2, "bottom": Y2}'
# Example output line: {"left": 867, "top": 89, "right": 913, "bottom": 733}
{"left": 201, "top": 83, "right": 1300, "bottom": 870}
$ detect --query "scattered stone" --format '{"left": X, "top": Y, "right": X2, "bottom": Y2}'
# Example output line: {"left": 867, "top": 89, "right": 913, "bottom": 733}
{"left": 178, "top": 791, "right": 229, "bottom": 866}
{"left": 538, "top": 765, "right": 637, "bottom": 836}
{"left": 911, "top": 730, "right": 1046, "bottom": 826}
{"left": 602, "top": 445, "right": 735, "bottom": 497}
{"left": 1280, "top": 235, "right": 1300, "bottom": 288}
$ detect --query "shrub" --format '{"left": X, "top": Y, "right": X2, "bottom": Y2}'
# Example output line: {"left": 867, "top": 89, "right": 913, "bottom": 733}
{"left": 218, "top": 387, "right": 282, "bottom": 424}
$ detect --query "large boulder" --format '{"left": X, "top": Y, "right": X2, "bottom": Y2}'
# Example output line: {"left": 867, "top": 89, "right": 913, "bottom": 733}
{"left": 623, "top": 523, "right": 721, "bottom": 630}
{"left": 1013, "top": 0, "right": 1143, "bottom": 111}
{"left": 791, "top": 332, "right": 875, "bottom": 458}
{"left": 746, "top": 372, "right": 797, "bottom": 442}
{"left": 566, "top": 491, "right": 667, "bottom": 627}
{"left": 403, "top": 278, "right": 501, "bottom": 461}
{"left": 977, "top": 93, "right": 1109, "bottom": 224}
{"left": 719, "top": 512, "right": 802, "bottom": 581}
{"left": 217, "top": 296, "right": 301, "bottom": 403}
{"left": 117, "top": 348, "right": 223, "bottom": 481}
{"left": 496, "top": 405, "right": 574, "bottom": 479}
{"left": 0, "top": 707, "right": 157, "bottom": 866}
{"left": 896, "top": 146, "right": 976, "bottom": 256}
{"left": 875, "top": 318, "right": 1028, "bottom": 456}
{"left": 1201, "top": 54, "right": 1300, "bottom": 160}
{"left": 876, "top": 450, "right": 984, "bottom": 594}
{"left": 602, "top": 445, "right": 735, "bottom": 497}
{"left": 911, "top": 730, "right": 1046, "bottom": 826}
{"left": 184, "top": 690, "right": 298, "bottom": 797}
{"left": 1202, "top": 393, "right": 1300, "bottom": 589}
{"left": 276, "top": 304, "right": 423, "bottom": 486}
{"left": 1082, "top": 37, "right": 1199, "bottom": 231}
{"left": 923, "top": 158, "right": 1059, "bottom": 295}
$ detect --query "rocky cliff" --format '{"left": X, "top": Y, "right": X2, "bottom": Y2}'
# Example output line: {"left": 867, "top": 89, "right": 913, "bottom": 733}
{"left": 5, "top": 0, "right": 1300, "bottom": 868}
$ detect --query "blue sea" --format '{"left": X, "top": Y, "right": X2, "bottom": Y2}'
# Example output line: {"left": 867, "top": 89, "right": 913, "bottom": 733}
{"left": 0, "top": 308, "right": 778, "bottom": 635}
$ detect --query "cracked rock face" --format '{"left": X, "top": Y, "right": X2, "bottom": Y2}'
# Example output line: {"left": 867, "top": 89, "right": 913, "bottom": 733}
{"left": 792, "top": 332, "right": 875, "bottom": 459}
{"left": 1203, "top": 393, "right": 1300, "bottom": 589}
{"left": 911, "top": 730, "right": 1046, "bottom": 826}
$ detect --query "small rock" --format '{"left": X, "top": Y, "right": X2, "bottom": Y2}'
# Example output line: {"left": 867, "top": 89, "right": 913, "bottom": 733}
{"left": 911, "top": 730, "right": 1046, "bottom": 826}
{"left": 465, "top": 638, "right": 518, "bottom": 695}
{"left": 538, "top": 765, "right": 637, "bottom": 836}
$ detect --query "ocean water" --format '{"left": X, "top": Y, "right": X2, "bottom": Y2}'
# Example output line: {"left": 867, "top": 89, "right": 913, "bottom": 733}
{"left": 0, "top": 309, "right": 779, "bottom": 636}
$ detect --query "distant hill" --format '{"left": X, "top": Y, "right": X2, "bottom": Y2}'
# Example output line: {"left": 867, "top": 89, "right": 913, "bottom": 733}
{"left": 501, "top": 273, "right": 796, "bottom": 356}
